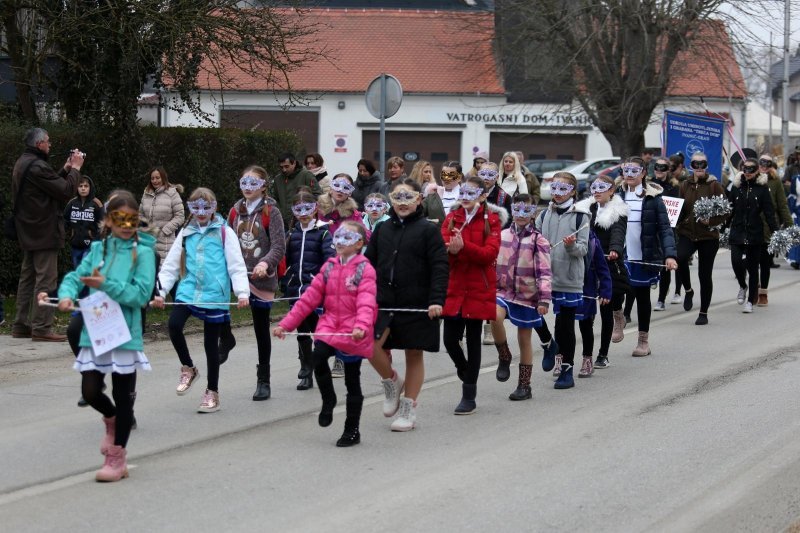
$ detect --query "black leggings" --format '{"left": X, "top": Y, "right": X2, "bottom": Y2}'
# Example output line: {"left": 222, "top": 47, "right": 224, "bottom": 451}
{"left": 443, "top": 317, "right": 483, "bottom": 384}
{"left": 554, "top": 307, "right": 577, "bottom": 365}
{"left": 731, "top": 243, "right": 760, "bottom": 304}
{"left": 677, "top": 237, "right": 719, "bottom": 313}
{"left": 296, "top": 312, "right": 319, "bottom": 363}
{"left": 168, "top": 306, "right": 223, "bottom": 391}
{"left": 759, "top": 244, "right": 773, "bottom": 289}
{"left": 312, "top": 341, "right": 363, "bottom": 403}
{"left": 584, "top": 292, "right": 625, "bottom": 357}
{"left": 624, "top": 286, "right": 635, "bottom": 317}
{"left": 631, "top": 285, "right": 652, "bottom": 332}
{"left": 658, "top": 269, "right": 681, "bottom": 302}
{"left": 251, "top": 305, "right": 272, "bottom": 371}
{"left": 81, "top": 370, "right": 136, "bottom": 448}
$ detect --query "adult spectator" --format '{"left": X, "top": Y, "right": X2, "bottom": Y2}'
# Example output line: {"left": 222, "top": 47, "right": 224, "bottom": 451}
{"left": 271, "top": 152, "right": 322, "bottom": 227}
{"left": 641, "top": 148, "right": 656, "bottom": 177}
{"left": 139, "top": 166, "right": 185, "bottom": 263}
{"left": 465, "top": 151, "right": 488, "bottom": 178}
{"left": 352, "top": 159, "right": 383, "bottom": 210}
{"left": 305, "top": 153, "right": 330, "bottom": 193}
{"left": 11, "top": 128, "right": 83, "bottom": 341}
{"left": 379, "top": 156, "right": 407, "bottom": 196}
{"left": 515, "top": 151, "right": 541, "bottom": 204}
{"left": 499, "top": 152, "right": 528, "bottom": 198}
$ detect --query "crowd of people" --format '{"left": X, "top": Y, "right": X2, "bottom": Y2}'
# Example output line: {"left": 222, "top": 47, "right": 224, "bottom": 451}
{"left": 5, "top": 127, "right": 799, "bottom": 483}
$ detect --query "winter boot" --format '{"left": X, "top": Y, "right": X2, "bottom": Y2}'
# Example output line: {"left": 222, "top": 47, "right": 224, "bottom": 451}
{"left": 612, "top": 310, "right": 625, "bottom": 343}
{"left": 336, "top": 397, "right": 363, "bottom": 447}
{"left": 482, "top": 323, "right": 494, "bottom": 345}
{"left": 631, "top": 331, "right": 651, "bottom": 357}
{"left": 757, "top": 288, "right": 768, "bottom": 307}
{"left": 391, "top": 398, "right": 417, "bottom": 431}
{"left": 252, "top": 364, "right": 271, "bottom": 401}
{"left": 95, "top": 445, "right": 128, "bottom": 482}
{"left": 297, "top": 339, "right": 314, "bottom": 390}
{"left": 100, "top": 416, "right": 115, "bottom": 455}
{"left": 454, "top": 383, "right": 477, "bottom": 415}
{"left": 316, "top": 366, "right": 337, "bottom": 427}
{"left": 509, "top": 364, "right": 533, "bottom": 401}
{"left": 554, "top": 364, "right": 574, "bottom": 389}
{"left": 541, "top": 337, "right": 559, "bottom": 372}
{"left": 495, "top": 341, "right": 512, "bottom": 382}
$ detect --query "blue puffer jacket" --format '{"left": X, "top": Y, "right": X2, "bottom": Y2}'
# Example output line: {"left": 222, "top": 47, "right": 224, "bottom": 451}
{"left": 280, "top": 220, "right": 334, "bottom": 298}
{"left": 619, "top": 182, "right": 677, "bottom": 267}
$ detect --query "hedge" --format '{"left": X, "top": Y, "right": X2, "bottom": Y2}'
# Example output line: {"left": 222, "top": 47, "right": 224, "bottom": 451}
{"left": 0, "top": 123, "right": 303, "bottom": 294}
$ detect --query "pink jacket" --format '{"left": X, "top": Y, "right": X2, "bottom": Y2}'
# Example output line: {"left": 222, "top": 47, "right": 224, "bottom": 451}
{"left": 279, "top": 254, "right": 377, "bottom": 357}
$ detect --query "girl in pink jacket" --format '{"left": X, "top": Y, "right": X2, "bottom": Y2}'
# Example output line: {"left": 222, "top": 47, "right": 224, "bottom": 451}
{"left": 273, "top": 221, "right": 377, "bottom": 448}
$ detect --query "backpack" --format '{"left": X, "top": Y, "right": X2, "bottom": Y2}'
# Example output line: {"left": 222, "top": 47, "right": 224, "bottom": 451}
{"left": 228, "top": 203, "right": 287, "bottom": 278}
{"left": 322, "top": 259, "right": 367, "bottom": 287}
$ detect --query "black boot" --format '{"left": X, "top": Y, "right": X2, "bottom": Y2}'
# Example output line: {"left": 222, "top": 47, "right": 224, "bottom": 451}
{"left": 336, "top": 396, "right": 363, "bottom": 447}
{"left": 219, "top": 324, "right": 236, "bottom": 365}
{"left": 297, "top": 339, "right": 314, "bottom": 390}
{"left": 454, "top": 383, "right": 477, "bottom": 415}
{"left": 495, "top": 341, "right": 512, "bottom": 382}
{"left": 316, "top": 366, "right": 337, "bottom": 427}
{"left": 252, "top": 364, "right": 271, "bottom": 401}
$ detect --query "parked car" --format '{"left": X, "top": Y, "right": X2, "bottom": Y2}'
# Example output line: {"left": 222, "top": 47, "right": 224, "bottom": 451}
{"left": 524, "top": 159, "right": 576, "bottom": 177}
{"left": 540, "top": 157, "right": 621, "bottom": 201}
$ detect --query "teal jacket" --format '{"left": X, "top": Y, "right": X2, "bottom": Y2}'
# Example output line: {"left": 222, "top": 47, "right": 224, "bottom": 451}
{"left": 58, "top": 232, "right": 156, "bottom": 351}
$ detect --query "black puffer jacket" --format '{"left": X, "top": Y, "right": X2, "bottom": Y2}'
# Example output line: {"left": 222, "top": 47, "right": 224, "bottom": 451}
{"left": 619, "top": 182, "right": 677, "bottom": 269}
{"left": 352, "top": 171, "right": 384, "bottom": 210}
{"left": 727, "top": 172, "right": 778, "bottom": 246}
{"left": 279, "top": 220, "right": 334, "bottom": 298}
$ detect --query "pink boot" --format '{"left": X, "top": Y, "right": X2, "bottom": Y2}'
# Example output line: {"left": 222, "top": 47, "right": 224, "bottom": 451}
{"left": 100, "top": 416, "right": 115, "bottom": 455}
{"left": 95, "top": 445, "right": 129, "bottom": 482}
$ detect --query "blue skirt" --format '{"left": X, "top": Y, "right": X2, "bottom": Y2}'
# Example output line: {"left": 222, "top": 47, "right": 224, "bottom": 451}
{"left": 575, "top": 298, "right": 597, "bottom": 321}
{"left": 496, "top": 297, "right": 543, "bottom": 329}
{"left": 250, "top": 295, "right": 273, "bottom": 310}
{"left": 552, "top": 291, "right": 582, "bottom": 314}
{"left": 178, "top": 301, "right": 231, "bottom": 323}
{"left": 625, "top": 261, "right": 660, "bottom": 288}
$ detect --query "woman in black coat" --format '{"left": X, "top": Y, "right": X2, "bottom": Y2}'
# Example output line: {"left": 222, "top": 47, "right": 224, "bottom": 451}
{"left": 727, "top": 158, "right": 778, "bottom": 312}
{"left": 364, "top": 179, "right": 449, "bottom": 431}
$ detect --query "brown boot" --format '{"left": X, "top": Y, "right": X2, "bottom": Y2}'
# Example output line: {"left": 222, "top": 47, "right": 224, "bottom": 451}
{"left": 631, "top": 331, "right": 651, "bottom": 357}
{"left": 757, "top": 288, "right": 768, "bottom": 307}
{"left": 611, "top": 310, "right": 625, "bottom": 343}
{"left": 95, "top": 445, "right": 129, "bottom": 482}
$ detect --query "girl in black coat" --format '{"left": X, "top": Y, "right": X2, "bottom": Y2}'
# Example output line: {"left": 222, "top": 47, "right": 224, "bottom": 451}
{"left": 727, "top": 159, "right": 778, "bottom": 312}
{"left": 619, "top": 157, "right": 678, "bottom": 358}
{"left": 576, "top": 175, "right": 629, "bottom": 369}
{"left": 365, "top": 179, "right": 449, "bottom": 431}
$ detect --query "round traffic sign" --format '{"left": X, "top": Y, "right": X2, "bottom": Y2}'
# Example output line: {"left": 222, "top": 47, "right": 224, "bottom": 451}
{"left": 365, "top": 74, "right": 403, "bottom": 119}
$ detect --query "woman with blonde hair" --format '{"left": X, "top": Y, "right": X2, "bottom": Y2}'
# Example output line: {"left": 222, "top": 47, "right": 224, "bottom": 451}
{"left": 499, "top": 152, "right": 528, "bottom": 198}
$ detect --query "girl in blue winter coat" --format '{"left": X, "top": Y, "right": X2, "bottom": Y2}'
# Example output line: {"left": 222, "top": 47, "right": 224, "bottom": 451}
{"left": 48, "top": 190, "right": 155, "bottom": 483}
{"left": 619, "top": 157, "right": 678, "bottom": 357}
{"left": 153, "top": 187, "right": 250, "bottom": 414}
{"left": 280, "top": 191, "right": 334, "bottom": 390}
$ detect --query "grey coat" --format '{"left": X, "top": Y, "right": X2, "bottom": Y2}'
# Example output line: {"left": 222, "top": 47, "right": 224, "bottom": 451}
{"left": 139, "top": 184, "right": 185, "bottom": 261}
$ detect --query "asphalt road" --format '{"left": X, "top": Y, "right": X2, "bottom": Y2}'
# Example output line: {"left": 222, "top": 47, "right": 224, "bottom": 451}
{"left": 1, "top": 250, "right": 799, "bottom": 532}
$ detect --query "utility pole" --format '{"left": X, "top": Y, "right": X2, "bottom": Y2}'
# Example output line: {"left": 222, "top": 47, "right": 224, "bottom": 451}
{"left": 781, "top": 0, "right": 790, "bottom": 158}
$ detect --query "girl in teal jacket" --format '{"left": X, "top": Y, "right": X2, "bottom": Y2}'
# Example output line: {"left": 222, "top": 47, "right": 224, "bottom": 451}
{"left": 51, "top": 190, "right": 156, "bottom": 483}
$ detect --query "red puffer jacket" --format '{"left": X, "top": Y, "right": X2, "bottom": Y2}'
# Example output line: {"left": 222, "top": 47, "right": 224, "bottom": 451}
{"left": 441, "top": 203, "right": 504, "bottom": 320}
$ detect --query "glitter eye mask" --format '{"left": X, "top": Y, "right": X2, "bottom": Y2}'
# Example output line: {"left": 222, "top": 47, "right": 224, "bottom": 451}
{"left": 549, "top": 182, "right": 574, "bottom": 195}
{"left": 458, "top": 186, "right": 483, "bottom": 201}
{"left": 511, "top": 202, "right": 536, "bottom": 218}
{"left": 108, "top": 210, "right": 140, "bottom": 229}
{"left": 291, "top": 202, "right": 317, "bottom": 217}
{"left": 330, "top": 178, "right": 355, "bottom": 195}
{"left": 332, "top": 227, "right": 362, "bottom": 247}
{"left": 390, "top": 191, "right": 420, "bottom": 206}
{"left": 240, "top": 175, "right": 266, "bottom": 192}
{"left": 590, "top": 181, "right": 613, "bottom": 193}
{"left": 364, "top": 200, "right": 388, "bottom": 212}
{"left": 187, "top": 199, "right": 217, "bottom": 216}
{"left": 478, "top": 169, "right": 499, "bottom": 182}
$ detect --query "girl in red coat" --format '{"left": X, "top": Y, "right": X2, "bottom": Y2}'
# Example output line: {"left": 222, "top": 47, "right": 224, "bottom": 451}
{"left": 442, "top": 175, "right": 504, "bottom": 415}
{"left": 273, "top": 221, "right": 377, "bottom": 447}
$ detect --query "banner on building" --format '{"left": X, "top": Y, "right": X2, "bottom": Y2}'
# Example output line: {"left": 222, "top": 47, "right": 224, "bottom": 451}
{"left": 664, "top": 110, "right": 726, "bottom": 180}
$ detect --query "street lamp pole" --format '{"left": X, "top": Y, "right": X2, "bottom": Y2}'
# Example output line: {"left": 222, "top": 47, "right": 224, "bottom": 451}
{"left": 780, "top": 0, "right": 790, "bottom": 157}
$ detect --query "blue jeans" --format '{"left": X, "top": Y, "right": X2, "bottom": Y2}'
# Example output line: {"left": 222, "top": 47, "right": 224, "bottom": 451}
{"left": 71, "top": 247, "right": 89, "bottom": 269}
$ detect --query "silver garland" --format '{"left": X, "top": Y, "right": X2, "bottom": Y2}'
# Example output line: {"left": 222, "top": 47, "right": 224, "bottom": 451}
{"left": 693, "top": 195, "right": 732, "bottom": 230}
{"left": 718, "top": 227, "right": 730, "bottom": 249}
{"left": 767, "top": 226, "right": 800, "bottom": 256}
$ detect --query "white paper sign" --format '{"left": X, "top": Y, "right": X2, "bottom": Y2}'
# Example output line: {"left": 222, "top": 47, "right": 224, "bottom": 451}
{"left": 661, "top": 197, "right": 685, "bottom": 228}
{"left": 79, "top": 291, "right": 132, "bottom": 355}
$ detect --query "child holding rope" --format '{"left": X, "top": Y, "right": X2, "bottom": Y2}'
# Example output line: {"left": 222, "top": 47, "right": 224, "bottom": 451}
{"left": 273, "top": 221, "right": 378, "bottom": 447}
{"left": 153, "top": 187, "right": 249, "bottom": 413}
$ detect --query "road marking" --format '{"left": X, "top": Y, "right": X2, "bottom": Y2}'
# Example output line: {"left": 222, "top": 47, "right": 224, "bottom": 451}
{"left": 0, "top": 465, "right": 137, "bottom": 507}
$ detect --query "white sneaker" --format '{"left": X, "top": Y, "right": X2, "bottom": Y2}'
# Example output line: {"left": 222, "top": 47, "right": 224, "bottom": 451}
{"left": 670, "top": 294, "right": 683, "bottom": 305}
{"left": 653, "top": 301, "right": 666, "bottom": 311}
{"left": 390, "top": 398, "right": 417, "bottom": 432}
{"left": 482, "top": 323, "right": 494, "bottom": 345}
{"left": 331, "top": 358, "right": 345, "bottom": 378}
{"left": 381, "top": 372, "right": 404, "bottom": 417}
{"left": 737, "top": 287, "right": 746, "bottom": 305}
{"left": 742, "top": 302, "right": 753, "bottom": 314}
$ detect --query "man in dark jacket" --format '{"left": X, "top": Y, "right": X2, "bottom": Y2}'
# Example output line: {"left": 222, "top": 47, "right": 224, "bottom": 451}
{"left": 271, "top": 153, "right": 322, "bottom": 228}
{"left": 11, "top": 128, "right": 84, "bottom": 341}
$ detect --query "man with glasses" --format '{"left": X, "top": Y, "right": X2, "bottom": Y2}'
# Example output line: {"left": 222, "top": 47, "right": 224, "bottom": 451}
{"left": 271, "top": 152, "right": 322, "bottom": 228}
{"left": 10, "top": 128, "right": 85, "bottom": 341}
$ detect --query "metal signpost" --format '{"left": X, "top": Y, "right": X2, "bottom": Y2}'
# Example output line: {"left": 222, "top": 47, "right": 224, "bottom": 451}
{"left": 365, "top": 74, "right": 403, "bottom": 179}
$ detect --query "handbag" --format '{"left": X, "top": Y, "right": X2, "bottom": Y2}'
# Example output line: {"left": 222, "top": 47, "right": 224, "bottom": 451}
{"left": 3, "top": 158, "right": 38, "bottom": 241}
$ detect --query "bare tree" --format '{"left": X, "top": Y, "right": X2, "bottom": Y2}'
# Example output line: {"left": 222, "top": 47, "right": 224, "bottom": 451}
{"left": 495, "top": 0, "right": 750, "bottom": 156}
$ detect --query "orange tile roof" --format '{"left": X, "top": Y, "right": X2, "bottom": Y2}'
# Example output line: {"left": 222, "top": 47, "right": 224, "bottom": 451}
{"left": 197, "top": 8, "right": 505, "bottom": 95}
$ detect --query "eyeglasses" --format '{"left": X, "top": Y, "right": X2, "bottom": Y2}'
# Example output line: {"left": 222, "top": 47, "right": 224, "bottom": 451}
{"left": 364, "top": 200, "right": 388, "bottom": 213}
{"left": 511, "top": 202, "right": 536, "bottom": 218}
{"left": 549, "top": 182, "right": 575, "bottom": 196}
{"left": 742, "top": 165, "right": 758, "bottom": 173}
{"left": 291, "top": 202, "right": 317, "bottom": 217}
{"left": 690, "top": 160, "right": 708, "bottom": 170}
{"left": 240, "top": 175, "right": 266, "bottom": 192}
{"left": 758, "top": 158, "right": 772, "bottom": 167}
{"left": 477, "top": 168, "right": 499, "bottom": 182}
{"left": 590, "top": 181, "right": 613, "bottom": 194}
{"left": 457, "top": 185, "right": 484, "bottom": 201}
{"left": 108, "top": 210, "right": 140, "bottom": 230}
{"left": 330, "top": 177, "right": 355, "bottom": 195}
{"left": 332, "top": 227, "right": 362, "bottom": 247}
{"left": 653, "top": 163, "right": 670, "bottom": 172}
{"left": 187, "top": 199, "right": 217, "bottom": 216}
{"left": 621, "top": 165, "right": 643, "bottom": 177}
{"left": 441, "top": 171, "right": 461, "bottom": 183}
{"left": 389, "top": 190, "right": 420, "bottom": 206}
